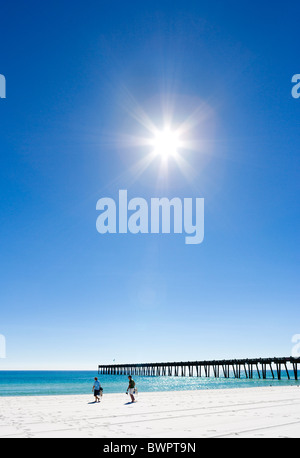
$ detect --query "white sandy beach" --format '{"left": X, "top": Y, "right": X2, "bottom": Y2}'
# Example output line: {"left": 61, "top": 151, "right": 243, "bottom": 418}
{"left": 1, "top": 386, "right": 300, "bottom": 438}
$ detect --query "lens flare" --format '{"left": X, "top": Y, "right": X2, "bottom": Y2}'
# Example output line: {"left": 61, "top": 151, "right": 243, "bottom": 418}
{"left": 108, "top": 90, "right": 215, "bottom": 188}
{"left": 151, "top": 128, "right": 181, "bottom": 160}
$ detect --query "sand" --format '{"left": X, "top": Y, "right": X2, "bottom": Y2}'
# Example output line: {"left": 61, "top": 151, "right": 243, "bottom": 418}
{"left": 0, "top": 386, "right": 300, "bottom": 438}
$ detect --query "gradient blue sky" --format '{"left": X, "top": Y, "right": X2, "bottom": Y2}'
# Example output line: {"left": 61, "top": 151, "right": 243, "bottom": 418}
{"left": 0, "top": 0, "right": 299, "bottom": 369}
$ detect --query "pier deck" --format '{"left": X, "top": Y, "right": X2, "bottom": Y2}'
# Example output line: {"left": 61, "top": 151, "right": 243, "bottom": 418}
{"left": 98, "top": 357, "right": 300, "bottom": 380}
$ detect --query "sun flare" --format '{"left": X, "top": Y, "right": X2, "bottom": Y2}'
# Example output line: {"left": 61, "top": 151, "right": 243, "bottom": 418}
{"left": 151, "top": 128, "right": 181, "bottom": 160}
{"left": 114, "top": 92, "right": 215, "bottom": 183}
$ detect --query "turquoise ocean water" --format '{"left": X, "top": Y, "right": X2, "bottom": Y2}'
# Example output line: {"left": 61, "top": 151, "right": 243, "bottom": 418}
{"left": 0, "top": 371, "right": 299, "bottom": 397}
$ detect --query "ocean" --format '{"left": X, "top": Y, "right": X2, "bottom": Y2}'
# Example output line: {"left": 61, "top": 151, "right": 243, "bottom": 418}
{"left": 0, "top": 371, "right": 299, "bottom": 397}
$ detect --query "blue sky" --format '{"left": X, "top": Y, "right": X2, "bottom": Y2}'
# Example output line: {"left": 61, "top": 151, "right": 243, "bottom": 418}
{"left": 0, "top": 0, "right": 299, "bottom": 369}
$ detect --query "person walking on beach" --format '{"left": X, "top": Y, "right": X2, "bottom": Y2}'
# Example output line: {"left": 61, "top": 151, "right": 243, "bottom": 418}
{"left": 93, "top": 377, "right": 102, "bottom": 403}
{"left": 126, "top": 376, "right": 136, "bottom": 403}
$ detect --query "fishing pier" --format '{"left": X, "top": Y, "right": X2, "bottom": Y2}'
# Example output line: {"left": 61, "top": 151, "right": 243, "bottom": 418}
{"left": 98, "top": 357, "right": 300, "bottom": 381}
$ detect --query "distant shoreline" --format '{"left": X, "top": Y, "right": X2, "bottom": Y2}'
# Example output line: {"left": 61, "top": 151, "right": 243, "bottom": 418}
{"left": 1, "top": 383, "right": 299, "bottom": 399}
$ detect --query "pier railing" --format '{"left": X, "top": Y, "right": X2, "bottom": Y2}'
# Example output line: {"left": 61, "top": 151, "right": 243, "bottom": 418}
{"left": 98, "top": 357, "right": 300, "bottom": 380}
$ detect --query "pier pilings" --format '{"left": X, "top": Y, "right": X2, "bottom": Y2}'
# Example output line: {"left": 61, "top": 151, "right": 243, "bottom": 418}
{"left": 98, "top": 357, "right": 300, "bottom": 381}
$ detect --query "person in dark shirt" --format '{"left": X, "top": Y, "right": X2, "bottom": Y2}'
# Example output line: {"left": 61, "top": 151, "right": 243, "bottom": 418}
{"left": 126, "top": 376, "right": 136, "bottom": 403}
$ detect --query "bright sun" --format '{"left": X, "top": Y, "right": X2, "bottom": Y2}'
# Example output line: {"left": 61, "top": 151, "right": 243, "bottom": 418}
{"left": 151, "top": 128, "right": 181, "bottom": 160}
